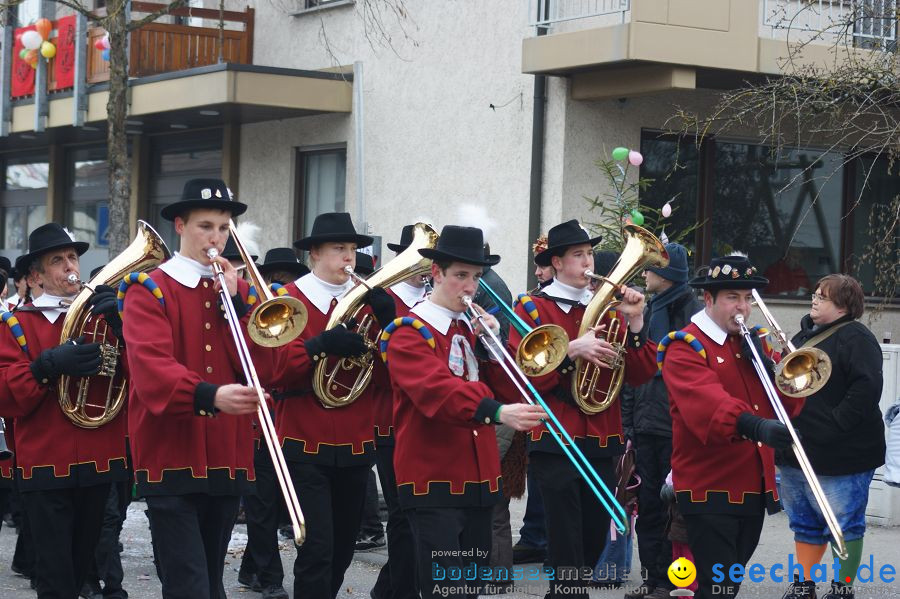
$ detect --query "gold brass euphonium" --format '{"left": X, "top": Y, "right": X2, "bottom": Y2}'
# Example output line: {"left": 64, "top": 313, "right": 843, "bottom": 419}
{"left": 226, "top": 221, "right": 308, "bottom": 348}
{"left": 58, "top": 221, "right": 170, "bottom": 428}
{"left": 572, "top": 224, "right": 669, "bottom": 414}
{"left": 750, "top": 289, "right": 831, "bottom": 397}
{"left": 313, "top": 223, "right": 439, "bottom": 408}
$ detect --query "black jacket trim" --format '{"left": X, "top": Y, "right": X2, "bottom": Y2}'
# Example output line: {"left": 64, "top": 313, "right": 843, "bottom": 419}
{"left": 474, "top": 397, "right": 502, "bottom": 426}
{"left": 193, "top": 382, "right": 219, "bottom": 417}
{"left": 675, "top": 489, "right": 781, "bottom": 516}
{"left": 397, "top": 479, "right": 503, "bottom": 509}
{"left": 528, "top": 431, "right": 625, "bottom": 459}
{"left": 16, "top": 458, "right": 129, "bottom": 492}
{"left": 281, "top": 437, "right": 376, "bottom": 467}
{"left": 135, "top": 466, "right": 253, "bottom": 497}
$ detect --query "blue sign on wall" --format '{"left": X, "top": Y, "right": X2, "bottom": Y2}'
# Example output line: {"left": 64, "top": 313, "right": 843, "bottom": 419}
{"left": 96, "top": 204, "right": 109, "bottom": 247}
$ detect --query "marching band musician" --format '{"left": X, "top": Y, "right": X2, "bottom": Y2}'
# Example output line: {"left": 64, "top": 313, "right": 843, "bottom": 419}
{"left": 660, "top": 254, "right": 804, "bottom": 599}
{"left": 258, "top": 247, "right": 310, "bottom": 284}
{"left": 8, "top": 262, "right": 33, "bottom": 310}
{"left": 384, "top": 225, "right": 546, "bottom": 599}
{"left": 274, "top": 212, "right": 396, "bottom": 599}
{"left": 371, "top": 224, "right": 428, "bottom": 599}
{"left": 122, "top": 179, "right": 280, "bottom": 599}
{"left": 0, "top": 223, "right": 128, "bottom": 598}
{"left": 509, "top": 219, "right": 657, "bottom": 599}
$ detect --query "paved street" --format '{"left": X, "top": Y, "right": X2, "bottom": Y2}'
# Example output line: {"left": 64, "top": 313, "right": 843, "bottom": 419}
{"left": 1, "top": 491, "right": 898, "bottom": 598}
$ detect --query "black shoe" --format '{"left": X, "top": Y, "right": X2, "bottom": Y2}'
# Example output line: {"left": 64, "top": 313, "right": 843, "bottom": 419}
{"left": 261, "top": 584, "right": 289, "bottom": 599}
{"left": 512, "top": 543, "right": 547, "bottom": 564}
{"left": 782, "top": 575, "right": 817, "bottom": 599}
{"left": 355, "top": 533, "right": 386, "bottom": 551}
{"left": 238, "top": 572, "right": 262, "bottom": 592}
{"left": 624, "top": 584, "right": 654, "bottom": 599}
{"left": 821, "top": 581, "right": 852, "bottom": 599}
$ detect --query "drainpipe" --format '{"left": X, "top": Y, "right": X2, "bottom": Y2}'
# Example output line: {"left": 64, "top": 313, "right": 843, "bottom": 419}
{"left": 527, "top": 26, "right": 548, "bottom": 289}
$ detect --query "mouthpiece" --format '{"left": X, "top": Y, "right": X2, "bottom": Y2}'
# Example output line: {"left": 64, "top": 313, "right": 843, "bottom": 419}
{"left": 584, "top": 270, "right": 595, "bottom": 278}
{"left": 735, "top": 315, "right": 745, "bottom": 325}
{"left": 67, "top": 273, "right": 79, "bottom": 284}
{"left": 344, "top": 265, "right": 354, "bottom": 275}
{"left": 207, "top": 248, "right": 219, "bottom": 260}
{"left": 461, "top": 295, "right": 473, "bottom": 307}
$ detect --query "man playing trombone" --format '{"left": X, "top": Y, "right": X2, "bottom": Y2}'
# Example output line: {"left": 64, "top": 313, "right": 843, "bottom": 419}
{"left": 384, "top": 225, "right": 545, "bottom": 599}
{"left": 660, "top": 253, "right": 805, "bottom": 599}
{"left": 509, "top": 219, "right": 657, "bottom": 599}
{"left": 122, "top": 179, "right": 279, "bottom": 599}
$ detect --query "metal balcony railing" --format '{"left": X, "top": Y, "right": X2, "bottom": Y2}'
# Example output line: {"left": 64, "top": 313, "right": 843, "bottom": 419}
{"left": 763, "top": 0, "right": 897, "bottom": 47}
{"left": 529, "top": 0, "right": 630, "bottom": 28}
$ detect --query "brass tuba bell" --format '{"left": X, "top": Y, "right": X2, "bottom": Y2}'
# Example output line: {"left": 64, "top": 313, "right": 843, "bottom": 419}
{"left": 58, "top": 221, "right": 170, "bottom": 428}
{"left": 313, "top": 223, "right": 439, "bottom": 408}
{"left": 573, "top": 224, "right": 669, "bottom": 414}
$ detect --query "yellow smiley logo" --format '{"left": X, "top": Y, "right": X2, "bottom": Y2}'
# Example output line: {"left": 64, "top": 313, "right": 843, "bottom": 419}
{"left": 668, "top": 557, "right": 696, "bottom": 588}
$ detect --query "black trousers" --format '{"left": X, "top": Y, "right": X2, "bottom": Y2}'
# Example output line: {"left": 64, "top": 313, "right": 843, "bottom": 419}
{"left": 88, "top": 481, "right": 131, "bottom": 598}
{"left": 240, "top": 443, "right": 285, "bottom": 587}
{"left": 634, "top": 433, "right": 674, "bottom": 589}
{"left": 407, "top": 505, "right": 492, "bottom": 599}
{"left": 288, "top": 462, "right": 369, "bottom": 599}
{"left": 23, "top": 483, "right": 111, "bottom": 599}
{"left": 359, "top": 467, "right": 383, "bottom": 537}
{"left": 145, "top": 494, "right": 240, "bottom": 599}
{"left": 531, "top": 452, "right": 615, "bottom": 599}
{"left": 683, "top": 512, "right": 765, "bottom": 599}
{"left": 372, "top": 445, "right": 418, "bottom": 599}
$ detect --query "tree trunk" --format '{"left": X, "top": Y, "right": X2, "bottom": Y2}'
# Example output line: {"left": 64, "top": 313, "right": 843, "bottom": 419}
{"left": 105, "top": 5, "right": 132, "bottom": 256}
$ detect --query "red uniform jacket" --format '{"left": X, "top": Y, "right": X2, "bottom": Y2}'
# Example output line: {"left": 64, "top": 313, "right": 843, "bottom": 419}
{"left": 510, "top": 294, "right": 658, "bottom": 458}
{"left": 275, "top": 279, "right": 383, "bottom": 467}
{"left": 124, "top": 270, "right": 277, "bottom": 496}
{"left": 0, "top": 309, "right": 128, "bottom": 491}
{"left": 373, "top": 284, "right": 425, "bottom": 446}
{"left": 386, "top": 300, "right": 514, "bottom": 509}
{"left": 662, "top": 320, "right": 804, "bottom": 515}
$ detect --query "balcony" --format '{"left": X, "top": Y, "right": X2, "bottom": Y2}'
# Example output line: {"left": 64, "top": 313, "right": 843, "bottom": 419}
{"left": 1, "top": 3, "right": 352, "bottom": 138}
{"left": 522, "top": 0, "right": 898, "bottom": 99}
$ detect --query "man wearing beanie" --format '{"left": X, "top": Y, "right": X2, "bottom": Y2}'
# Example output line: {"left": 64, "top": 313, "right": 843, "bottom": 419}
{"left": 622, "top": 243, "right": 702, "bottom": 599}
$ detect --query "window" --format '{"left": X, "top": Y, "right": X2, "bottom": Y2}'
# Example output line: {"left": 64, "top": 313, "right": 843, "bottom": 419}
{"left": 0, "top": 153, "right": 49, "bottom": 257}
{"left": 149, "top": 131, "right": 223, "bottom": 251}
{"left": 294, "top": 146, "right": 347, "bottom": 242}
{"left": 640, "top": 131, "right": 896, "bottom": 298}
{"left": 67, "top": 146, "right": 109, "bottom": 248}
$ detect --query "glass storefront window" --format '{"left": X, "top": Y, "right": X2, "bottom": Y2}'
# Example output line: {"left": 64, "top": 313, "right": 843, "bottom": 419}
{"left": 5, "top": 161, "right": 49, "bottom": 190}
{"left": 850, "top": 155, "right": 900, "bottom": 296}
{"left": 299, "top": 149, "right": 346, "bottom": 237}
{"left": 2, "top": 204, "right": 47, "bottom": 252}
{"left": 639, "top": 135, "right": 700, "bottom": 256}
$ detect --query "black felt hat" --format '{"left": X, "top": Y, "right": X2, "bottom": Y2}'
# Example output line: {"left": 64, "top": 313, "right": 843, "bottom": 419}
{"left": 689, "top": 254, "right": 769, "bottom": 290}
{"left": 534, "top": 220, "right": 602, "bottom": 267}
{"left": 293, "top": 213, "right": 373, "bottom": 251}
{"left": 221, "top": 236, "right": 258, "bottom": 263}
{"left": 355, "top": 251, "right": 376, "bottom": 276}
{"left": 387, "top": 224, "right": 415, "bottom": 253}
{"left": 17, "top": 223, "right": 89, "bottom": 274}
{"left": 0, "top": 257, "right": 11, "bottom": 278}
{"left": 419, "top": 225, "right": 500, "bottom": 267}
{"left": 160, "top": 178, "right": 247, "bottom": 221}
{"left": 258, "top": 248, "right": 309, "bottom": 278}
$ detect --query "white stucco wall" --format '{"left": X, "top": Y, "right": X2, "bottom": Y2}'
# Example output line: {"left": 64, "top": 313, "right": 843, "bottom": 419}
{"left": 241, "top": 0, "right": 538, "bottom": 290}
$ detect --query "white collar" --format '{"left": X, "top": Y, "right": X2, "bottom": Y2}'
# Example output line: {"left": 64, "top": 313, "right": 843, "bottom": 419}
{"left": 691, "top": 308, "right": 728, "bottom": 346}
{"left": 295, "top": 272, "right": 354, "bottom": 315}
{"left": 391, "top": 280, "right": 427, "bottom": 309}
{"left": 410, "top": 298, "right": 472, "bottom": 336}
{"left": 158, "top": 252, "right": 214, "bottom": 289}
{"left": 542, "top": 278, "right": 593, "bottom": 313}
{"left": 32, "top": 292, "right": 74, "bottom": 324}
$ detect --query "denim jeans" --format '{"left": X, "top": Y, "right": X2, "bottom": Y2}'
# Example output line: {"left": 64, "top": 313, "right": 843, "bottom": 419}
{"left": 778, "top": 466, "right": 874, "bottom": 545}
{"left": 593, "top": 525, "right": 633, "bottom": 584}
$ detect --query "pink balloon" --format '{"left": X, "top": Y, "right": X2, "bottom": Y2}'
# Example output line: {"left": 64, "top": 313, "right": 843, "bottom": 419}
{"left": 628, "top": 151, "right": 643, "bottom": 166}
{"left": 101, "top": 36, "right": 111, "bottom": 50}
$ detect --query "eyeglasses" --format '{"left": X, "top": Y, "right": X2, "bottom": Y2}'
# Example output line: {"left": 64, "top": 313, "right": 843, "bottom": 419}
{"left": 810, "top": 293, "right": 831, "bottom": 303}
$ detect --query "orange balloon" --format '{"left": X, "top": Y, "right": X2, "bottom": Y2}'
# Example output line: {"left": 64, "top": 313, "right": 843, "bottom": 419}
{"left": 24, "top": 49, "right": 39, "bottom": 64}
{"left": 35, "top": 18, "right": 52, "bottom": 41}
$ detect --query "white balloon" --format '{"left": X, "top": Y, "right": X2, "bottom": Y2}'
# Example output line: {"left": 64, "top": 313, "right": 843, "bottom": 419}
{"left": 22, "top": 30, "right": 43, "bottom": 50}
{"left": 662, "top": 202, "right": 672, "bottom": 218}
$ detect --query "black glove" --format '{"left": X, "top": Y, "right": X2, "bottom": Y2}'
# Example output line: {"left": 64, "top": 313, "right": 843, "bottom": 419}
{"left": 736, "top": 412, "right": 793, "bottom": 450}
{"left": 364, "top": 288, "right": 396, "bottom": 327}
{"left": 304, "top": 326, "right": 368, "bottom": 359}
{"left": 30, "top": 336, "right": 102, "bottom": 383}
{"left": 88, "top": 285, "right": 124, "bottom": 339}
{"left": 741, "top": 334, "right": 775, "bottom": 379}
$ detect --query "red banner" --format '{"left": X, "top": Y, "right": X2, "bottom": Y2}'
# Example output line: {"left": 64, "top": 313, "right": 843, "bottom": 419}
{"left": 11, "top": 25, "right": 36, "bottom": 99}
{"left": 54, "top": 16, "right": 77, "bottom": 90}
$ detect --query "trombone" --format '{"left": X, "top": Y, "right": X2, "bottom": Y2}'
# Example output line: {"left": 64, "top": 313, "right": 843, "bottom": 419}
{"left": 735, "top": 314, "right": 847, "bottom": 559}
{"left": 477, "top": 279, "right": 569, "bottom": 376}
{"left": 751, "top": 290, "right": 832, "bottom": 397}
{"left": 207, "top": 239, "right": 307, "bottom": 546}
{"left": 462, "top": 296, "right": 628, "bottom": 533}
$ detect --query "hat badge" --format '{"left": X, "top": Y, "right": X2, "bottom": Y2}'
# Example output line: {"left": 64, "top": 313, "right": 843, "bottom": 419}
{"left": 201, "top": 188, "right": 212, "bottom": 200}
{"left": 721, "top": 264, "right": 732, "bottom": 275}
{"left": 215, "top": 189, "right": 222, "bottom": 198}
{"left": 711, "top": 266, "right": 721, "bottom": 278}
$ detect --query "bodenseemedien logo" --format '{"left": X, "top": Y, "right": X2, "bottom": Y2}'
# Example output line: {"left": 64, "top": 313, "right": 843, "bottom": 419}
{"left": 668, "top": 557, "right": 696, "bottom": 597}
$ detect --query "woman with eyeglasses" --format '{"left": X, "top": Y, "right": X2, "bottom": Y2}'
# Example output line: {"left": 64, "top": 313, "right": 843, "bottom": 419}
{"left": 777, "top": 274, "right": 885, "bottom": 599}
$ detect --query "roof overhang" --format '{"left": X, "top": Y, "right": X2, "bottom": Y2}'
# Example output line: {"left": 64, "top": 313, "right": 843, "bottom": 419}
{"left": 7, "top": 63, "right": 353, "bottom": 137}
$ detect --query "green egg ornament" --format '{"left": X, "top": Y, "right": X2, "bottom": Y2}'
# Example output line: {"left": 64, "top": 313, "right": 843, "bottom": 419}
{"left": 630, "top": 209, "right": 645, "bottom": 226}
{"left": 611, "top": 147, "right": 629, "bottom": 161}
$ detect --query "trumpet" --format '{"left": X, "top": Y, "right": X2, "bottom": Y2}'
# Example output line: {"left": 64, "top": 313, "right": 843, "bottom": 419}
{"left": 735, "top": 313, "right": 847, "bottom": 559}
{"left": 462, "top": 296, "right": 628, "bottom": 533}
{"left": 751, "top": 290, "right": 832, "bottom": 397}
{"left": 207, "top": 245, "right": 306, "bottom": 546}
